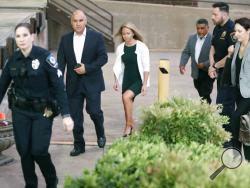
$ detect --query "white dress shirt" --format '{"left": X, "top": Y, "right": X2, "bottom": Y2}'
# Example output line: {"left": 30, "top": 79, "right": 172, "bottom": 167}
{"left": 195, "top": 34, "right": 206, "bottom": 63}
{"left": 73, "top": 28, "right": 86, "bottom": 64}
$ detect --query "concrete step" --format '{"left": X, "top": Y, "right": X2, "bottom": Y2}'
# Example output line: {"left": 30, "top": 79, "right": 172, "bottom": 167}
{"left": 0, "top": 10, "right": 37, "bottom": 46}
{"left": 0, "top": 0, "right": 47, "bottom": 9}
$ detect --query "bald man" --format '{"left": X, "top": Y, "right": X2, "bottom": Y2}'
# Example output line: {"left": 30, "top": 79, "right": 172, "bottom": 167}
{"left": 57, "top": 10, "right": 108, "bottom": 156}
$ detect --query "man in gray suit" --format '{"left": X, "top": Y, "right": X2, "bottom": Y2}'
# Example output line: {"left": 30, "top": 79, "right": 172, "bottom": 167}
{"left": 179, "top": 18, "right": 214, "bottom": 104}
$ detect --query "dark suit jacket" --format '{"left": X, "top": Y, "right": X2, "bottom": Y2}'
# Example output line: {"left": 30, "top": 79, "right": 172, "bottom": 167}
{"left": 57, "top": 29, "right": 108, "bottom": 97}
{"left": 180, "top": 33, "right": 212, "bottom": 79}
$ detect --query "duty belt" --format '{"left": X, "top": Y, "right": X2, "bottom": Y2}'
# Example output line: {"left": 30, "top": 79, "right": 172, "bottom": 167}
{"left": 7, "top": 87, "right": 60, "bottom": 117}
{"left": 13, "top": 96, "right": 48, "bottom": 113}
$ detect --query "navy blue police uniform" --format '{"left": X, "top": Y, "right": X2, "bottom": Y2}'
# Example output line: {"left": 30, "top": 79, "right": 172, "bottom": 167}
{"left": 212, "top": 19, "right": 235, "bottom": 66}
{"left": 212, "top": 19, "right": 236, "bottom": 144}
{"left": 0, "top": 46, "right": 69, "bottom": 188}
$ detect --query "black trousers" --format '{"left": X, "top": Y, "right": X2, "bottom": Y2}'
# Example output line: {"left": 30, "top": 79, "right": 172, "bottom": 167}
{"left": 231, "top": 87, "right": 250, "bottom": 161}
{"left": 216, "top": 71, "right": 235, "bottom": 135}
{"left": 12, "top": 107, "right": 57, "bottom": 188}
{"left": 69, "top": 92, "right": 105, "bottom": 149}
{"left": 193, "top": 70, "right": 214, "bottom": 104}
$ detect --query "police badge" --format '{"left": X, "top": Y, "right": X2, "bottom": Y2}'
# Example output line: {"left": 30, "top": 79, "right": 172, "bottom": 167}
{"left": 31, "top": 59, "right": 40, "bottom": 70}
{"left": 220, "top": 31, "right": 227, "bottom": 40}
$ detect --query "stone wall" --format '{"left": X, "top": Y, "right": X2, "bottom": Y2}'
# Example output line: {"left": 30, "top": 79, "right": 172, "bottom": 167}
{"left": 93, "top": 0, "right": 250, "bottom": 50}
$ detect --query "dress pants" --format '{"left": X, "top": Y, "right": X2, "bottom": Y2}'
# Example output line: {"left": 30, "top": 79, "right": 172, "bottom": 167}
{"left": 193, "top": 70, "right": 214, "bottom": 104}
{"left": 12, "top": 107, "right": 57, "bottom": 188}
{"left": 69, "top": 91, "right": 105, "bottom": 150}
{"left": 231, "top": 87, "right": 250, "bottom": 161}
{"left": 216, "top": 71, "right": 235, "bottom": 135}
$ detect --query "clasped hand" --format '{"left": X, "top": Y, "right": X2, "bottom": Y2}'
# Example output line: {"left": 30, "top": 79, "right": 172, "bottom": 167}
{"left": 74, "top": 63, "right": 86, "bottom": 75}
{"left": 208, "top": 66, "right": 217, "bottom": 79}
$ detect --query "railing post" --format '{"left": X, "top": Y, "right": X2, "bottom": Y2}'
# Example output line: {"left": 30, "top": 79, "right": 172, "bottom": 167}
{"left": 6, "top": 37, "right": 15, "bottom": 58}
{"left": 158, "top": 59, "right": 170, "bottom": 102}
{"left": 36, "top": 12, "right": 46, "bottom": 34}
{"left": 0, "top": 47, "right": 5, "bottom": 69}
{"left": 30, "top": 18, "right": 37, "bottom": 34}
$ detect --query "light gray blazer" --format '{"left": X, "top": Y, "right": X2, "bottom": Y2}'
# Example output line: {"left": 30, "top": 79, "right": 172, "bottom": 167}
{"left": 231, "top": 41, "right": 250, "bottom": 98}
{"left": 180, "top": 33, "right": 212, "bottom": 79}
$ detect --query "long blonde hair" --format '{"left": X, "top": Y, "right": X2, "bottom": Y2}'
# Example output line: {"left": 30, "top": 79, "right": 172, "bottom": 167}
{"left": 115, "top": 22, "right": 144, "bottom": 42}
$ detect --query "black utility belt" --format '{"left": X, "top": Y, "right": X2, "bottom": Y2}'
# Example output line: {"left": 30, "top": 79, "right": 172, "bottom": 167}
{"left": 7, "top": 88, "right": 60, "bottom": 117}
{"left": 13, "top": 96, "right": 48, "bottom": 113}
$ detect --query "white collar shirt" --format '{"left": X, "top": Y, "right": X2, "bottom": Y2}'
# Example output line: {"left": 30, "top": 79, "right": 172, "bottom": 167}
{"left": 73, "top": 28, "right": 86, "bottom": 64}
{"left": 195, "top": 34, "right": 207, "bottom": 63}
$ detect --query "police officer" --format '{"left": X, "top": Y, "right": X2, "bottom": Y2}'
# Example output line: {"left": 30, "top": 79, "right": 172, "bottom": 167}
{"left": 0, "top": 23, "right": 74, "bottom": 188}
{"left": 208, "top": 2, "right": 235, "bottom": 148}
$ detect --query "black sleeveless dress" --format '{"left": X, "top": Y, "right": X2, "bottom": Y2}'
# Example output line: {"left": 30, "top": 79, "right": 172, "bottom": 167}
{"left": 121, "top": 44, "right": 142, "bottom": 97}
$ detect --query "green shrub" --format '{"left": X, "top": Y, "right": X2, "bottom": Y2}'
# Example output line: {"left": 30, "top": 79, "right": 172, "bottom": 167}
{"left": 65, "top": 97, "right": 250, "bottom": 188}
{"left": 170, "top": 142, "right": 221, "bottom": 162}
{"left": 64, "top": 135, "right": 225, "bottom": 188}
{"left": 139, "top": 97, "right": 230, "bottom": 146}
{"left": 94, "top": 135, "right": 167, "bottom": 188}
{"left": 64, "top": 135, "right": 250, "bottom": 188}
{"left": 210, "top": 163, "right": 250, "bottom": 188}
{"left": 64, "top": 170, "right": 98, "bottom": 188}
{"left": 141, "top": 152, "right": 250, "bottom": 188}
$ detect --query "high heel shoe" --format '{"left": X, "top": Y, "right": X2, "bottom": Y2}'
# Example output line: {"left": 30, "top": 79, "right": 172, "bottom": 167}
{"left": 122, "top": 126, "right": 131, "bottom": 137}
{"left": 123, "top": 134, "right": 128, "bottom": 137}
{"left": 128, "top": 120, "right": 134, "bottom": 135}
{"left": 128, "top": 126, "right": 133, "bottom": 135}
{"left": 122, "top": 127, "right": 133, "bottom": 137}
{"left": 122, "top": 120, "right": 134, "bottom": 137}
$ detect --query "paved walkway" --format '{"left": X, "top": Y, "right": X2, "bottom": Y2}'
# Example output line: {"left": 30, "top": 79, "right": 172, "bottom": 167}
{"left": 0, "top": 51, "right": 217, "bottom": 187}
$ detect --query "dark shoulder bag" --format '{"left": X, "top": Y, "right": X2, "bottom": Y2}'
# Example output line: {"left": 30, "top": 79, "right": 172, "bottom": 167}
{"left": 239, "top": 112, "right": 250, "bottom": 146}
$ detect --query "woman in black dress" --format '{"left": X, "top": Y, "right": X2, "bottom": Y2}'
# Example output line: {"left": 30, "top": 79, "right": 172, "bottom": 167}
{"left": 113, "top": 22, "right": 150, "bottom": 137}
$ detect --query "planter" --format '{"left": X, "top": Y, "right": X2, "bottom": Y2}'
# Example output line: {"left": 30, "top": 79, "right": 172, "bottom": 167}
{"left": 0, "top": 122, "right": 15, "bottom": 166}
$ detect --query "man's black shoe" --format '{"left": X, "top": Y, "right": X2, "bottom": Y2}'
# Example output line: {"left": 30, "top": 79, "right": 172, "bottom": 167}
{"left": 70, "top": 148, "right": 85, "bottom": 156}
{"left": 97, "top": 137, "right": 106, "bottom": 148}
{"left": 46, "top": 177, "right": 58, "bottom": 188}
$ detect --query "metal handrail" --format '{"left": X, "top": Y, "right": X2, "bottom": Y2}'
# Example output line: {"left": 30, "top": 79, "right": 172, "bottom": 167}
{"left": 63, "top": 0, "right": 111, "bottom": 32}
{"left": 48, "top": 0, "right": 113, "bottom": 41}
{"left": 76, "top": 0, "right": 112, "bottom": 22}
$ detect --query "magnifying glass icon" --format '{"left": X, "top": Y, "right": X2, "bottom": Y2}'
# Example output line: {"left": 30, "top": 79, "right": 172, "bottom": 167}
{"left": 210, "top": 147, "right": 242, "bottom": 180}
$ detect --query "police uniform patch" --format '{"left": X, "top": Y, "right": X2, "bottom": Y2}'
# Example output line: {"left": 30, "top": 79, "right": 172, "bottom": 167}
{"left": 220, "top": 31, "right": 227, "bottom": 40}
{"left": 46, "top": 55, "right": 58, "bottom": 68}
{"left": 57, "top": 69, "right": 62, "bottom": 78}
{"left": 31, "top": 59, "right": 40, "bottom": 70}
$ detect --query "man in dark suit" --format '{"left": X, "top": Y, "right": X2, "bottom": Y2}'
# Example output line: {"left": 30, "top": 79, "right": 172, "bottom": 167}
{"left": 179, "top": 18, "right": 214, "bottom": 104}
{"left": 57, "top": 9, "right": 108, "bottom": 156}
